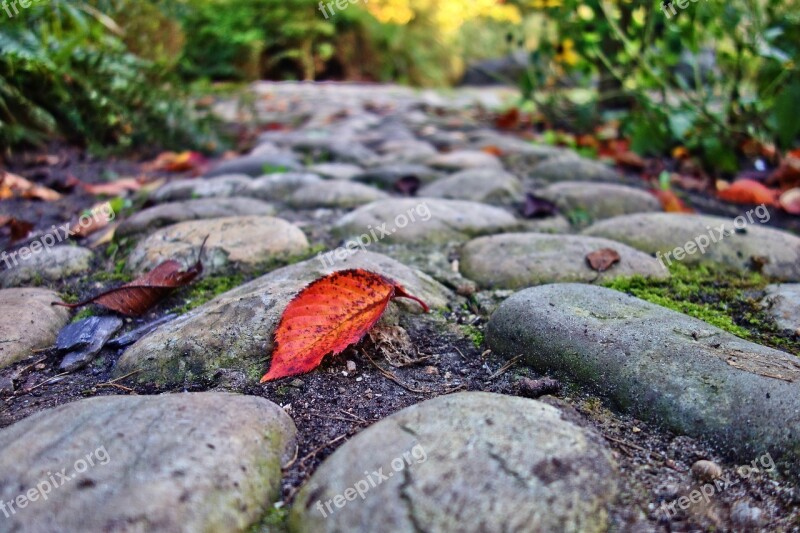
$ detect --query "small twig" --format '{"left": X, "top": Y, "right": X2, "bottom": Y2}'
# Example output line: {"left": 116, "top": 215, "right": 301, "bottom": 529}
{"left": 453, "top": 346, "right": 466, "bottom": 360}
{"left": 282, "top": 444, "right": 300, "bottom": 470}
{"left": 362, "top": 350, "right": 429, "bottom": 394}
{"left": 102, "top": 369, "right": 141, "bottom": 385}
{"left": 95, "top": 383, "right": 136, "bottom": 393}
{"left": 298, "top": 433, "right": 351, "bottom": 467}
{"left": 487, "top": 355, "right": 523, "bottom": 380}
{"left": 339, "top": 409, "right": 367, "bottom": 424}
{"left": 307, "top": 412, "right": 367, "bottom": 425}
{"left": 14, "top": 356, "right": 47, "bottom": 377}
{"left": 20, "top": 371, "right": 70, "bottom": 394}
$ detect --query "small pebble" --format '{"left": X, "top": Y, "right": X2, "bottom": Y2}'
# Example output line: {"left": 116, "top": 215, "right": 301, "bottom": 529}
{"left": 423, "top": 366, "right": 439, "bottom": 375}
{"left": 289, "top": 379, "right": 304, "bottom": 388}
{"left": 730, "top": 500, "right": 763, "bottom": 528}
{"left": 346, "top": 360, "right": 356, "bottom": 372}
{"left": 691, "top": 459, "right": 723, "bottom": 481}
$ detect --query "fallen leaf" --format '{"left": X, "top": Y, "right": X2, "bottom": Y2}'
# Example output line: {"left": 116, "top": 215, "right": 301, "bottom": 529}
{"left": 717, "top": 179, "right": 780, "bottom": 206}
{"left": 779, "top": 188, "right": 800, "bottom": 215}
{"left": 769, "top": 150, "right": 800, "bottom": 190}
{"left": 520, "top": 193, "right": 559, "bottom": 219}
{"left": 494, "top": 108, "right": 520, "bottom": 130}
{"left": 260, "top": 269, "right": 429, "bottom": 382}
{"left": 0, "top": 216, "right": 34, "bottom": 243}
{"left": 144, "top": 151, "right": 207, "bottom": 173}
{"left": 0, "top": 171, "right": 62, "bottom": 201}
{"left": 77, "top": 177, "right": 141, "bottom": 196}
{"left": 481, "top": 145, "right": 504, "bottom": 157}
{"left": 393, "top": 175, "right": 421, "bottom": 196}
{"left": 71, "top": 202, "right": 117, "bottom": 238}
{"left": 52, "top": 237, "right": 207, "bottom": 316}
{"left": 652, "top": 189, "right": 694, "bottom": 213}
{"left": 586, "top": 248, "right": 621, "bottom": 272}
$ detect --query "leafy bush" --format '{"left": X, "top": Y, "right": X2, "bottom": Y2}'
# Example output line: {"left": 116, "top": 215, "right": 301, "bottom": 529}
{"left": 0, "top": 1, "right": 214, "bottom": 155}
{"left": 508, "top": 0, "right": 800, "bottom": 173}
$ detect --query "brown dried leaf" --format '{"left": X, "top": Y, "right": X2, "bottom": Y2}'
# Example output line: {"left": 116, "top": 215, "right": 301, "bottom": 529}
{"left": 586, "top": 248, "right": 621, "bottom": 273}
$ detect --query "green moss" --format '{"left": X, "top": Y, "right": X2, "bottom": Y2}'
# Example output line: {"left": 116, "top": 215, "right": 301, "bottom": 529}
{"left": 248, "top": 504, "right": 288, "bottom": 533}
{"left": 172, "top": 274, "right": 244, "bottom": 314}
{"left": 71, "top": 308, "right": 96, "bottom": 323}
{"left": 461, "top": 324, "right": 484, "bottom": 349}
{"left": 603, "top": 263, "right": 799, "bottom": 355}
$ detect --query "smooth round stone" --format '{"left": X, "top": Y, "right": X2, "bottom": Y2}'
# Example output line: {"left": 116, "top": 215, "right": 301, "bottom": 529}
{"left": 0, "top": 393, "right": 296, "bottom": 532}
{"left": 583, "top": 213, "right": 800, "bottom": 280}
{"left": 307, "top": 163, "right": 364, "bottom": 181}
{"left": 427, "top": 150, "right": 503, "bottom": 170}
{"left": 528, "top": 155, "right": 621, "bottom": 184}
{"left": 333, "top": 198, "right": 519, "bottom": 244}
{"left": 205, "top": 153, "right": 302, "bottom": 177}
{"left": 354, "top": 164, "right": 441, "bottom": 189}
{"left": 376, "top": 139, "right": 438, "bottom": 164}
{"left": 246, "top": 172, "right": 323, "bottom": 201}
{"left": 117, "top": 198, "right": 275, "bottom": 237}
{"left": 0, "top": 288, "right": 70, "bottom": 369}
{"left": 0, "top": 245, "right": 92, "bottom": 287}
{"left": 418, "top": 168, "right": 523, "bottom": 204}
{"left": 460, "top": 233, "right": 668, "bottom": 289}
{"left": 535, "top": 182, "right": 661, "bottom": 222}
{"left": 151, "top": 175, "right": 252, "bottom": 202}
{"left": 471, "top": 135, "right": 571, "bottom": 165}
{"left": 487, "top": 284, "right": 800, "bottom": 473}
{"left": 289, "top": 392, "right": 618, "bottom": 533}
{"left": 288, "top": 181, "right": 389, "bottom": 209}
{"left": 519, "top": 215, "right": 572, "bottom": 234}
{"left": 115, "top": 251, "right": 451, "bottom": 386}
{"left": 762, "top": 284, "right": 800, "bottom": 332}
{"left": 126, "top": 216, "right": 309, "bottom": 275}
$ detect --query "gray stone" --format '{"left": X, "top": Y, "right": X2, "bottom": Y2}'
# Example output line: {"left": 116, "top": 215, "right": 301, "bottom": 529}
{"left": 487, "top": 284, "right": 800, "bottom": 472}
{"left": 762, "top": 284, "right": 800, "bottom": 332}
{"left": 0, "top": 393, "right": 296, "bottom": 532}
{"left": 333, "top": 198, "right": 519, "bottom": 244}
{"left": 246, "top": 172, "right": 323, "bottom": 201}
{"left": 529, "top": 155, "right": 621, "bottom": 184}
{"left": 354, "top": 164, "right": 441, "bottom": 189}
{"left": 536, "top": 182, "right": 661, "bottom": 223}
{"left": 583, "top": 213, "right": 800, "bottom": 280}
{"left": 419, "top": 168, "right": 523, "bottom": 204}
{"left": 307, "top": 163, "right": 364, "bottom": 181}
{"left": 288, "top": 181, "right": 389, "bottom": 209}
{"left": 151, "top": 175, "right": 252, "bottom": 203}
{"left": 427, "top": 150, "right": 503, "bottom": 170}
{"left": 126, "top": 216, "right": 309, "bottom": 275}
{"left": 0, "top": 246, "right": 93, "bottom": 288}
{"left": 117, "top": 198, "right": 275, "bottom": 237}
{"left": 520, "top": 215, "right": 572, "bottom": 234}
{"left": 205, "top": 153, "right": 301, "bottom": 177}
{"left": 0, "top": 288, "right": 70, "bottom": 370}
{"left": 115, "top": 251, "right": 450, "bottom": 386}
{"left": 289, "top": 392, "right": 617, "bottom": 533}
{"left": 376, "top": 139, "right": 438, "bottom": 164}
{"left": 460, "top": 233, "right": 668, "bottom": 289}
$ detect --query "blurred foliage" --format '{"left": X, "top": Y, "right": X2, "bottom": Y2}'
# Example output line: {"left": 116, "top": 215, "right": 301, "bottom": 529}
{"left": 0, "top": 0, "right": 216, "bottom": 155}
{"left": 508, "top": 0, "right": 800, "bottom": 173}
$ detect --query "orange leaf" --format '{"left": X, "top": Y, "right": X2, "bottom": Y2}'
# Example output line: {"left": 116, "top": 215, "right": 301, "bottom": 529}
{"left": 717, "top": 179, "right": 779, "bottom": 206}
{"left": 0, "top": 171, "right": 62, "bottom": 201}
{"left": 78, "top": 178, "right": 141, "bottom": 196}
{"left": 652, "top": 189, "right": 694, "bottom": 213}
{"left": 52, "top": 237, "right": 207, "bottom": 316}
{"left": 261, "top": 269, "right": 429, "bottom": 382}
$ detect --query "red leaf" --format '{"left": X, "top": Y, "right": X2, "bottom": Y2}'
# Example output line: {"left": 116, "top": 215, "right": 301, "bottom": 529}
{"left": 717, "top": 179, "right": 780, "bottom": 206}
{"left": 52, "top": 237, "right": 207, "bottom": 316}
{"left": 260, "top": 269, "right": 429, "bottom": 382}
{"left": 0, "top": 216, "right": 33, "bottom": 244}
{"left": 0, "top": 171, "right": 62, "bottom": 201}
{"left": 586, "top": 248, "right": 621, "bottom": 272}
